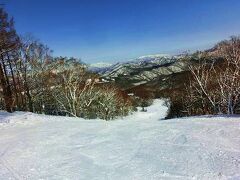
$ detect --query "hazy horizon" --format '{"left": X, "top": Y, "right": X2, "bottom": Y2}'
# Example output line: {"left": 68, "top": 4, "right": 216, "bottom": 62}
{"left": 4, "top": 0, "right": 240, "bottom": 63}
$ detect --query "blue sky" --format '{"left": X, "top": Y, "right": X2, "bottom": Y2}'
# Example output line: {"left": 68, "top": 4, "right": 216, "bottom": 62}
{"left": 4, "top": 0, "right": 240, "bottom": 63}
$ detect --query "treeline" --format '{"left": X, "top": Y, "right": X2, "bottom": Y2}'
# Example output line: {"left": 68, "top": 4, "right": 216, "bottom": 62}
{"left": 165, "top": 36, "right": 240, "bottom": 118}
{"left": 0, "top": 7, "right": 133, "bottom": 120}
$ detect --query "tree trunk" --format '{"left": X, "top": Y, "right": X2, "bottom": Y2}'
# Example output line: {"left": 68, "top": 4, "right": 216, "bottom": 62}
{"left": 0, "top": 64, "right": 13, "bottom": 112}
{"left": 6, "top": 52, "right": 19, "bottom": 109}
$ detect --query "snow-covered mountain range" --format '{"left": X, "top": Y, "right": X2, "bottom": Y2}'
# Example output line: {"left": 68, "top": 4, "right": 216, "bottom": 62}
{"left": 88, "top": 62, "right": 113, "bottom": 72}
{"left": 89, "top": 54, "right": 187, "bottom": 90}
{"left": 90, "top": 54, "right": 173, "bottom": 70}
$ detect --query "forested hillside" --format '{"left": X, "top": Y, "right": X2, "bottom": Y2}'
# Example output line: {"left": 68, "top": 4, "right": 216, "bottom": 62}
{"left": 1, "top": 6, "right": 240, "bottom": 120}
{"left": 0, "top": 7, "right": 133, "bottom": 120}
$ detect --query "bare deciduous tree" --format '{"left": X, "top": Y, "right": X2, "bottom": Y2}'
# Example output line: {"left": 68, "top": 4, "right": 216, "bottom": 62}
{"left": 215, "top": 36, "right": 240, "bottom": 114}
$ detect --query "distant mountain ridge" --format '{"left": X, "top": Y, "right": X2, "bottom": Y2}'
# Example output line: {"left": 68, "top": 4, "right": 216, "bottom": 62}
{"left": 88, "top": 62, "right": 113, "bottom": 73}
{"left": 89, "top": 54, "right": 188, "bottom": 90}
{"left": 89, "top": 54, "right": 179, "bottom": 74}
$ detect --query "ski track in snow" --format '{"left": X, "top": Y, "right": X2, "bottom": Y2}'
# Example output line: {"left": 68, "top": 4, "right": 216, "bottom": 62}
{"left": 0, "top": 100, "right": 240, "bottom": 180}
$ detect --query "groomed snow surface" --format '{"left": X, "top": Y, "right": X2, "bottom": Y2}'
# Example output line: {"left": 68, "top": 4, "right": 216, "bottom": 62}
{"left": 0, "top": 100, "right": 240, "bottom": 180}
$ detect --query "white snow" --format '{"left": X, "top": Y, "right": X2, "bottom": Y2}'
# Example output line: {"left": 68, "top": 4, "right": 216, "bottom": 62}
{"left": 138, "top": 54, "right": 171, "bottom": 59}
{"left": 0, "top": 100, "right": 240, "bottom": 180}
{"left": 89, "top": 62, "right": 113, "bottom": 68}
